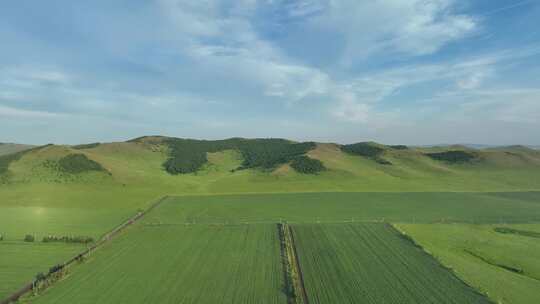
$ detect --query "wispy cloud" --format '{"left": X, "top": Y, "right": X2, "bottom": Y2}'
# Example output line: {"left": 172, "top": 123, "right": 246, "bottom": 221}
{"left": 0, "top": 0, "right": 539, "bottom": 144}
{"left": 0, "top": 105, "right": 63, "bottom": 119}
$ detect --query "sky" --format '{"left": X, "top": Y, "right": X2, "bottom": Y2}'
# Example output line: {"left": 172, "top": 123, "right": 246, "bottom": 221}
{"left": 1, "top": 0, "right": 539, "bottom": 145}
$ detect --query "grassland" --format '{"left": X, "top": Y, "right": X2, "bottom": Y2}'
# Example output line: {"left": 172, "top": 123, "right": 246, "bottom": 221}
{"left": 397, "top": 223, "right": 540, "bottom": 304}
{"left": 0, "top": 241, "right": 85, "bottom": 299}
{"left": 2, "top": 191, "right": 538, "bottom": 303}
{"left": 28, "top": 224, "right": 285, "bottom": 304}
{"left": 145, "top": 192, "right": 540, "bottom": 225}
{"left": 292, "top": 223, "right": 491, "bottom": 303}
{"left": 1, "top": 138, "right": 540, "bottom": 303}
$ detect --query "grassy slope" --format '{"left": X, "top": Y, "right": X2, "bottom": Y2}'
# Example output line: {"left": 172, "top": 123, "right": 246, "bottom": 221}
{"left": 1, "top": 138, "right": 540, "bottom": 302}
{"left": 7, "top": 140, "right": 538, "bottom": 239}
{"left": 293, "top": 223, "right": 490, "bottom": 304}
{"left": 397, "top": 223, "right": 540, "bottom": 304}
{"left": 29, "top": 224, "right": 285, "bottom": 304}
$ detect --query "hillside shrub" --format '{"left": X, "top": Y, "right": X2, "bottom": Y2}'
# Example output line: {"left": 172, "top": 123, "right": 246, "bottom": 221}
{"left": 35, "top": 272, "right": 46, "bottom": 282}
{"left": 24, "top": 234, "right": 35, "bottom": 242}
{"left": 389, "top": 145, "right": 408, "bottom": 150}
{"left": 341, "top": 142, "right": 384, "bottom": 157}
{"left": 290, "top": 156, "right": 325, "bottom": 174}
{"left": 42, "top": 235, "right": 95, "bottom": 244}
{"left": 494, "top": 227, "right": 540, "bottom": 238}
{"left": 341, "top": 142, "right": 392, "bottom": 165}
{"left": 58, "top": 154, "right": 107, "bottom": 174}
{"left": 49, "top": 264, "right": 64, "bottom": 274}
{"left": 163, "top": 138, "right": 316, "bottom": 174}
{"left": 72, "top": 143, "right": 100, "bottom": 150}
{"left": 426, "top": 151, "right": 477, "bottom": 163}
{"left": 0, "top": 145, "right": 52, "bottom": 176}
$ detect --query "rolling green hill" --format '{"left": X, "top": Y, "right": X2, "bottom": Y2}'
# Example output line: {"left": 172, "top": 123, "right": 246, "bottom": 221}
{"left": 0, "top": 143, "right": 34, "bottom": 156}
{"left": 1, "top": 136, "right": 540, "bottom": 303}
{"left": 2, "top": 135, "right": 539, "bottom": 242}
{"left": 1, "top": 136, "right": 539, "bottom": 195}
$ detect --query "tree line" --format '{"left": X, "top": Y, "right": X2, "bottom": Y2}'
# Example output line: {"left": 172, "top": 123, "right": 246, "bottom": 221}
{"left": 163, "top": 138, "right": 324, "bottom": 174}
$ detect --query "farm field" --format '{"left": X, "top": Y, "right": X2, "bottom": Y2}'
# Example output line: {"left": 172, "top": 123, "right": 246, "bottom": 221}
{"left": 1, "top": 191, "right": 539, "bottom": 303}
{"left": 397, "top": 223, "right": 540, "bottom": 304}
{"left": 0, "top": 205, "right": 134, "bottom": 241}
{"left": 3, "top": 1, "right": 540, "bottom": 302}
{"left": 27, "top": 224, "right": 285, "bottom": 304}
{"left": 291, "top": 223, "right": 491, "bottom": 304}
{"left": 0, "top": 241, "right": 85, "bottom": 299}
{"left": 145, "top": 192, "right": 540, "bottom": 225}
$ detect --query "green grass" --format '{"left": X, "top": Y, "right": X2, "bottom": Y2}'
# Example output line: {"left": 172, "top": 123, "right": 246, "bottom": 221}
{"left": 28, "top": 224, "right": 285, "bottom": 304}
{"left": 292, "top": 223, "right": 491, "bottom": 304}
{"left": 0, "top": 241, "right": 85, "bottom": 299}
{"left": 144, "top": 192, "right": 540, "bottom": 225}
{"left": 397, "top": 223, "right": 540, "bottom": 304}
{"left": 1, "top": 138, "right": 540, "bottom": 302}
{"left": 0, "top": 205, "right": 134, "bottom": 240}
{"left": 2, "top": 190, "right": 538, "bottom": 303}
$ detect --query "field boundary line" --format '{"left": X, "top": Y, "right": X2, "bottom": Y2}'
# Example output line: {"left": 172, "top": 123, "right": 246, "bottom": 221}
{"left": 278, "top": 224, "right": 295, "bottom": 304}
{"left": 279, "top": 223, "right": 310, "bottom": 304}
{"left": 0, "top": 195, "right": 169, "bottom": 304}
{"left": 390, "top": 224, "right": 496, "bottom": 304}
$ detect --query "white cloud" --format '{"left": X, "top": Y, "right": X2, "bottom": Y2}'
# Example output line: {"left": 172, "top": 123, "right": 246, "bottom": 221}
{"left": 453, "top": 89, "right": 540, "bottom": 124}
{"left": 331, "top": 92, "right": 370, "bottom": 123}
{"left": 0, "top": 105, "right": 62, "bottom": 119}
{"left": 310, "top": 0, "right": 476, "bottom": 60}
{"left": 0, "top": 66, "right": 71, "bottom": 87}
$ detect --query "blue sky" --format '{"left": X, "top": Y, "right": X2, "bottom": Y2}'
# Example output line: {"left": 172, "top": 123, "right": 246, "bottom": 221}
{"left": 1, "top": 0, "right": 539, "bottom": 145}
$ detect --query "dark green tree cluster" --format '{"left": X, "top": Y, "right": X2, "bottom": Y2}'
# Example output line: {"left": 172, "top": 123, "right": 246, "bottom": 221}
{"left": 389, "top": 145, "right": 408, "bottom": 150}
{"left": 163, "top": 138, "right": 234, "bottom": 174}
{"left": 24, "top": 234, "right": 35, "bottom": 242}
{"left": 0, "top": 152, "right": 21, "bottom": 175}
{"left": 341, "top": 142, "right": 392, "bottom": 165}
{"left": 58, "top": 154, "right": 107, "bottom": 174}
{"left": 494, "top": 227, "right": 540, "bottom": 238}
{"left": 290, "top": 156, "right": 325, "bottom": 174}
{"left": 163, "top": 138, "right": 316, "bottom": 174}
{"left": 0, "top": 145, "right": 51, "bottom": 176}
{"left": 72, "top": 142, "right": 100, "bottom": 150}
{"left": 236, "top": 139, "right": 316, "bottom": 170}
{"left": 42, "top": 235, "right": 94, "bottom": 244}
{"left": 425, "top": 151, "right": 477, "bottom": 163}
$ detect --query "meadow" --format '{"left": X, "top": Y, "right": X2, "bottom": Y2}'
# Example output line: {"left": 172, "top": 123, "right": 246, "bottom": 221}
{"left": 1, "top": 139, "right": 540, "bottom": 303}
{"left": 292, "top": 223, "right": 491, "bottom": 303}
{"left": 397, "top": 223, "right": 540, "bottom": 304}
{"left": 0, "top": 241, "right": 85, "bottom": 299}
{"left": 144, "top": 192, "right": 540, "bottom": 225}
{"left": 27, "top": 224, "right": 286, "bottom": 304}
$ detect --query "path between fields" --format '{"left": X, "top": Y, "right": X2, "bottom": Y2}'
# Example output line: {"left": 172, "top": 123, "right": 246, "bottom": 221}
{"left": 0, "top": 196, "right": 168, "bottom": 304}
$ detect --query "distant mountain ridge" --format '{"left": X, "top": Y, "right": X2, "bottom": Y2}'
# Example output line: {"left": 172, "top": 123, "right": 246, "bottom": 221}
{"left": 1, "top": 135, "right": 539, "bottom": 193}
{"left": 0, "top": 143, "right": 35, "bottom": 156}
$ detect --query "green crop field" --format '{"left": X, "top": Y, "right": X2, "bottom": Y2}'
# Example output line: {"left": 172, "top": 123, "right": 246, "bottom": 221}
{"left": 0, "top": 205, "right": 135, "bottom": 240}
{"left": 27, "top": 224, "right": 285, "bottom": 304}
{"left": 0, "top": 241, "right": 85, "bottom": 299}
{"left": 145, "top": 192, "right": 540, "bottom": 225}
{"left": 397, "top": 223, "right": 540, "bottom": 304}
{"left": 292, "top": 223, "right": 491, "bottom": 304}
{"left": 2, "top": 1, "right": 540, "bottom": 301}
{"left": 1, "top": 138, "right": 540, "bottom": 303}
